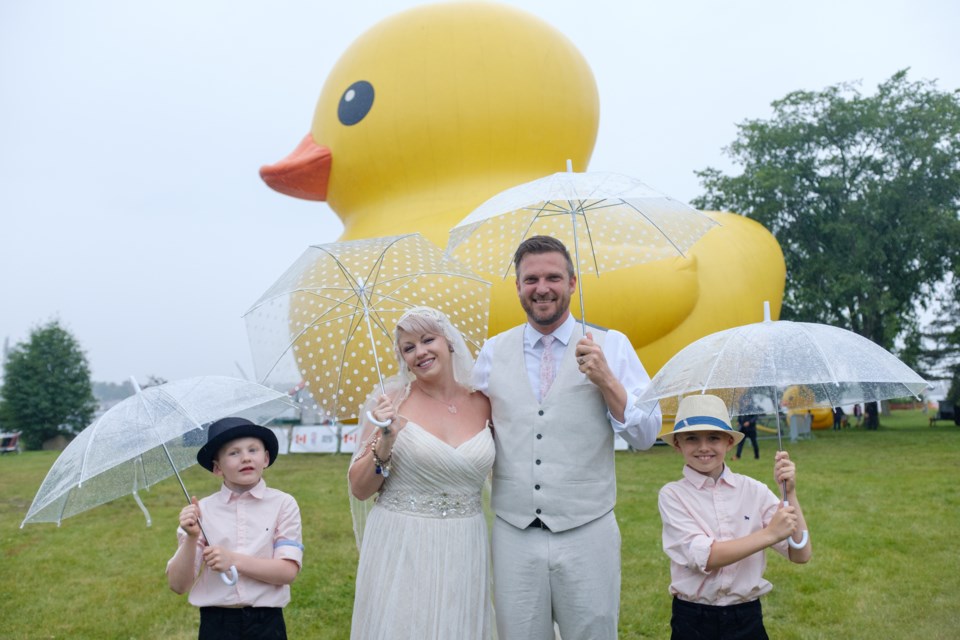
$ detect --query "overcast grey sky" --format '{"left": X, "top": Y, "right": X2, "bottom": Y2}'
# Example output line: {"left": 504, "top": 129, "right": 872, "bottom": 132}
{"left": 2, "top": 0, "right": 958, "bottom": 384}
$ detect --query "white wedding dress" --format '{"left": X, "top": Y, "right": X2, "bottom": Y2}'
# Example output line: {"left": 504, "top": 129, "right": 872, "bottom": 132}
{"left": 350, "top": 421, "right": 496, "bottom": 640}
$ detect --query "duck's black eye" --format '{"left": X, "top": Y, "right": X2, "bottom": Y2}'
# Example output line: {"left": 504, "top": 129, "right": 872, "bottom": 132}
{"left": 338, "top": 81, "right": 374, "bottom": 126}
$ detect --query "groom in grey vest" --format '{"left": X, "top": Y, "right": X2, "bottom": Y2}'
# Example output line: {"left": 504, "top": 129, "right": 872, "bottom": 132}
{"left": 473, "top": 236, "right": 662, "bottom": 639}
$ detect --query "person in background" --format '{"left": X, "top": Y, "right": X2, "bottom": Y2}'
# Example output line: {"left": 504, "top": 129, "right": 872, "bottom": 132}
{"left": 832, "top": 406, "right": 845, "bottom": 431}
{"left": 733, "top": 412, "right": 760, "bottom": 460}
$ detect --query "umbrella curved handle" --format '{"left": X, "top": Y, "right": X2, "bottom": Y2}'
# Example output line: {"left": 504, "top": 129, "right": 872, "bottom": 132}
{"left": 781, "top": 498, "right": 809, "bottom": 549}
{"left": 220, "top": 565, "right": 239, "bottom": 586}
{"left": 366, "top": 410, "right": 392, "bottom": 431}
{"left": 788, "top": 530, "right": 809, "bottom": 549}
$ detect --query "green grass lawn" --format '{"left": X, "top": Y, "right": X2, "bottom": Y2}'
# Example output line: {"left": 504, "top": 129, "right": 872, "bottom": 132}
{"left": 1, "top": 410, "right": 958, "bottom": 639}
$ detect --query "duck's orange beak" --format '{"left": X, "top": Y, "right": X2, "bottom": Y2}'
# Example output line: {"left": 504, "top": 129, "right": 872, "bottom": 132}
{"left": 259, "top": 134, "right": 332, "bottom": 201}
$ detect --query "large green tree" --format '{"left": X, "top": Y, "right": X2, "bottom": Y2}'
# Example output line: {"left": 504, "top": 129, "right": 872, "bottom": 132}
{"left": 0, "top": 320, "right": 97, "bottom": 449}
{"left": 694, "top": 70, "right": 960, "bottom": 351}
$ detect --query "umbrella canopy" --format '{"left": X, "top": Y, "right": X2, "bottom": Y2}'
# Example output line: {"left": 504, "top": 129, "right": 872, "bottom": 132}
{"left": 22, "top": 376, "right": 294, "bottom": 527}
{"left": 449, "top": 164, "right": 715, "bottom": 262}
{"left": 243, "top": 233, "right": 491, "bottom": 422}
{"left": 641, "top": 302, "right": 928, "bottom": 418}
{"left": 446, "top": 165, "right": 717, "bottom": 328}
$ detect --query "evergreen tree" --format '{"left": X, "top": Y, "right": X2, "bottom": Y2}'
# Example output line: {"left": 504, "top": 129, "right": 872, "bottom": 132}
{"left": 0, "top": 320, "right": 97, "bottom": 449}
{"left": 911, "top": 287, "right": 960, "bottom": 406}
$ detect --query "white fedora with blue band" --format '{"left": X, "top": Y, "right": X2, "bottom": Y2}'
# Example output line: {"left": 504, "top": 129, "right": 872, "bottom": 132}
{"left": 659, "top": 394, "right": 745, "bottom": 446}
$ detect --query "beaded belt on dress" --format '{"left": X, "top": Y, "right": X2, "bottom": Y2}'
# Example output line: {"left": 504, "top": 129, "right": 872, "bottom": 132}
{"left": 376, "top": 489, "right": 482, "bottom": 518}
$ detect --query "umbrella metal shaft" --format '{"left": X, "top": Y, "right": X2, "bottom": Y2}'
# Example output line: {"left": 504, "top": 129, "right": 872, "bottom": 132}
{"left": 356, "top": 278, "right": 387, "bottom": 396}
{"left": 768, "top": 387, "right": 788, "bottom": 501}
{"left": 157, "top": 439, "right": 215, "bottom": 542}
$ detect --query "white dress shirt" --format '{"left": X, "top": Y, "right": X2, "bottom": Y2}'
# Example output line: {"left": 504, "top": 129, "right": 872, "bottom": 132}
{"left": 474, "top": 314, "right": 661, "bottom": 450}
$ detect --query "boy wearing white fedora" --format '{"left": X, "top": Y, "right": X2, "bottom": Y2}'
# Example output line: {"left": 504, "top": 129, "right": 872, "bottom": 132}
{"left": 658, "top": 394, "right": 811, "bottom": 640}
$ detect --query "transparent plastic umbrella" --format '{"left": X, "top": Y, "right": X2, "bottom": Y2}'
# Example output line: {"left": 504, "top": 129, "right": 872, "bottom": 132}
{"left": 641, "top": 302, "right": 928, "bottom": 417}
{"left": 640, "top": 302, "right": 928, "bottom": 548}
{"left": 446, "top": 161, "right": 718, "bottom": 329}
{"left": 21, "top": 375, "right": 295, "bottom": 584}
{"left": 243, "top": 233, "right": 491, "bottom": 425}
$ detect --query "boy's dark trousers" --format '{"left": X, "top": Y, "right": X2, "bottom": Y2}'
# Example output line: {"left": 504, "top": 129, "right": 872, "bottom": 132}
{"left": 199, "top": 606, "right": 286, "bottom": 640}
{"left": 671, "top": 597, "right": 768, "bottom": 640}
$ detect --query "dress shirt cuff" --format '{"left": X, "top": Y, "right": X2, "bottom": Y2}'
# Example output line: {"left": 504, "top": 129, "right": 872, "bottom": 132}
{"left": 691, "top": 535, "right": 715, "bottom": 573}
{"left": 609, "top": 391, "right": 642, "bottom": 430}
{"left": 610, "top": 392, "right": 662, "bottom": 450}
{"left": 274, "top": 540, "right": 304, "bottom": 567}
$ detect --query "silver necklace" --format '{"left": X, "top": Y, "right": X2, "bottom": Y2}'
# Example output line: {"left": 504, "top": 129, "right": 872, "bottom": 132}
{"left": 416, "top": 383, "right": 459, "bottom": 414}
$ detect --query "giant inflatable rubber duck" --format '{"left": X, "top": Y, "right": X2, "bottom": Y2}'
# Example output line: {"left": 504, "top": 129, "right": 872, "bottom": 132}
{"left": 781, "top": 385, "right": 834, "bottom": 430}
{"left": 260, "top": 1, "right": 785, "bottom": 377}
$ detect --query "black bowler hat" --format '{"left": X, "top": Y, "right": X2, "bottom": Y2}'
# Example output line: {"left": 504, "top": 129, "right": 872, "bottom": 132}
{"left": 196, "top": 417, "right": 279, "bottom": 472}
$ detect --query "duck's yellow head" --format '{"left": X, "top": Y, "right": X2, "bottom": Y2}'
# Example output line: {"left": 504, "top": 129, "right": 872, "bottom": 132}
{"left": 261, "top": 1, "right": 600, "bottom": 245}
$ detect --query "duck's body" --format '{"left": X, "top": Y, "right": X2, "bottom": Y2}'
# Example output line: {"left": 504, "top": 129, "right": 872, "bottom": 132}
{"left": 261, "top": 1, "right": 785, "bottom": 378}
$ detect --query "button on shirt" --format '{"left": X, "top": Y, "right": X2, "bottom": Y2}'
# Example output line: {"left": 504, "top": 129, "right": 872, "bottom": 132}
{"left": 473, "top": 314, "right": 661, "bottom": 450}
{"left": 658, "top": 464, "right": 788, "bottom": 606}
{"left": 169, "top": 479, "right": 304, "bottom": 608}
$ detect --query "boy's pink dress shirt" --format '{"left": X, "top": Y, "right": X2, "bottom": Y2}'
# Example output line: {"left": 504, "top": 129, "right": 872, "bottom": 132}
{"left": 658, "top": 464, "right": 788, "bottom": 606}
{"left": 167, "top": 479, "right": 303, "bottom": 608}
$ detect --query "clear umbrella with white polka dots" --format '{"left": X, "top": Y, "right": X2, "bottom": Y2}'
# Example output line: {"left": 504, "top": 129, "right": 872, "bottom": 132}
{"left": 446, "top": 160, "right": 718, "bottom": 331}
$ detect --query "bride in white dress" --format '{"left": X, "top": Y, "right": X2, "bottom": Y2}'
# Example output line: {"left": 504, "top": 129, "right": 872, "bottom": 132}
{"left": 348, "top": 307, "right": 495, "bottom": 640}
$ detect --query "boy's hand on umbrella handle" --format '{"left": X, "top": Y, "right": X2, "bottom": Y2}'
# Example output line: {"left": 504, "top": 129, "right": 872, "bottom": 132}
{"left": 774, "top": 451, "right": 797, "bottom": 493}
{"left": 777, "top": 494, "right": 810, "bottom": 549}
{"left": 202, "top": 545, "right": 234, "bottom": 572}
{"left": 769, "top": 504, "right": 799, "bottom": 542}
{"left": 202, "top": 545, "right": 240, "bottom": 585}
{"left": 179, "top": 497, "right": 202, "bottom": 538}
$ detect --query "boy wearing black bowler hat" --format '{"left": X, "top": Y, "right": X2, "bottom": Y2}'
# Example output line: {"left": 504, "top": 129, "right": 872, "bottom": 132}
{"left": 166, "top": 417, "right": 304, "bottom": 640}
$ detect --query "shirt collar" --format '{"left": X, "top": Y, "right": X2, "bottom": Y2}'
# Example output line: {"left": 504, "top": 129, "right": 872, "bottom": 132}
{"left": 217, "top": 477, "right": 267, "bottom": 502}
{"left": 524, "top": 314, "right": 576, "bottom": 349}
{"left": 682, "top": 463, "right": 737, "bottom": 489}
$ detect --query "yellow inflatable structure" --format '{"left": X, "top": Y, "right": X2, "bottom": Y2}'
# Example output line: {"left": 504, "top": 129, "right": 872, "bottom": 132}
{"left": 260, "top": 2, "right": 786, "bottom": 376}
{"left": 781, "top": 385, "right": 834, "bottom": 430}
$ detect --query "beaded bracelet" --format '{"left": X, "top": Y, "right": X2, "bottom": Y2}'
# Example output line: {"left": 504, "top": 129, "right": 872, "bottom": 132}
{"left": 370, "top": 433, "right": 393, "bottom": 479}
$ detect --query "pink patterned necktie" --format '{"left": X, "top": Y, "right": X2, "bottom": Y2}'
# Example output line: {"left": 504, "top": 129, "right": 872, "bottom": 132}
{"left": 539, "top": 334, "right": 556, "bottom": 401}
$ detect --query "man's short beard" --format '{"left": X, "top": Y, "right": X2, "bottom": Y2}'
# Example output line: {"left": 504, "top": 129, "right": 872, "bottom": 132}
{"left": 521, "top": 298, "right": 566, "bottom": 327}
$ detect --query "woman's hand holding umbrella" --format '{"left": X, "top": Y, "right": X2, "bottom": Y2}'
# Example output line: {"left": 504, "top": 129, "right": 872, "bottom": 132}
{"left": 366, "top": 394, "right": 400, "bottom": 434}
{"left": 367, "top": 395, "right": 408, "bottom": 478}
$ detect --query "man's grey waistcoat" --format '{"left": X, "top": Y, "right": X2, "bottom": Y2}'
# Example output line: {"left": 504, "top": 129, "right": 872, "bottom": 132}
{"left": 488, "top": 323, "right": 615, "bottom": 533}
